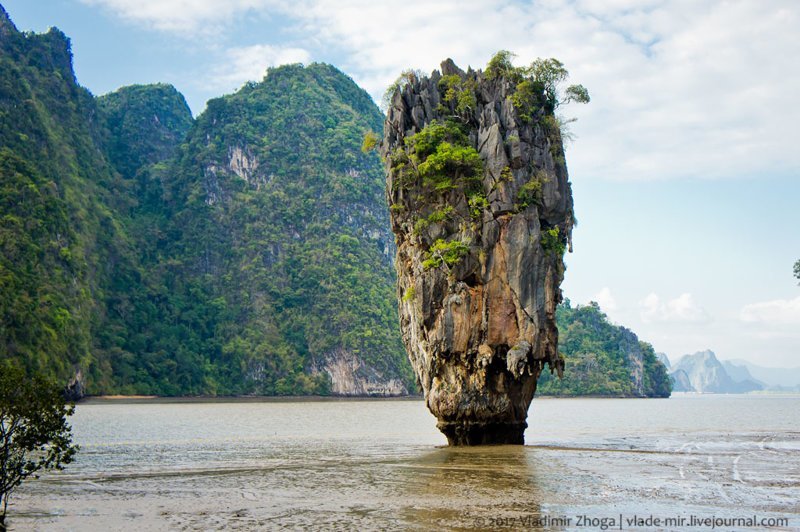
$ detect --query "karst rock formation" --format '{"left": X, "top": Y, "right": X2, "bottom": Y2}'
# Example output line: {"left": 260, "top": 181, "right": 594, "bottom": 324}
{"left": 382, "top": 59, "right": 574, "bottom": 445}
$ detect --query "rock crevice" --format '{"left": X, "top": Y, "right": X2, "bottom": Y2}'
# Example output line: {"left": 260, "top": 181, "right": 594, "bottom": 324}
{"left": 382, "top": 59, "right": 574, "bottom": 445}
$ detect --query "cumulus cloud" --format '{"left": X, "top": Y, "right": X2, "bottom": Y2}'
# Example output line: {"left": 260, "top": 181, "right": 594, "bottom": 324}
{"left": 740, "top": 296, "right": 800, "bottom": 325}
{"left": 640, "top": 292, "right": 711, "bottom": 323}
{"left": 592, "top": 287, "right": 618, "bottom": 312}
{"left": 208, "top": 45, "right": 311, "bottom": 92}
{"left": 80, "top": 0, "right": 800, "bottom": 181}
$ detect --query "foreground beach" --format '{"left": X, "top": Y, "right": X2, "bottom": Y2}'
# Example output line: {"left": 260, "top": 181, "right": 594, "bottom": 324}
{"left": 10, "top": 395, "right": 800, "bottom": 530}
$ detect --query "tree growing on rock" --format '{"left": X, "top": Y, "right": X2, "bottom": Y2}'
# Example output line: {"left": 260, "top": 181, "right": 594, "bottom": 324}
{"left": 528, "top": 57, "right": 590, "bottom": 109}
{"left": 483, "top": 51, "right": 589, "bottom": 143}
{"left": 484, "top": 51, "right": 590, "bottom": 109}
{"left": 0, "top": 365, "right": 78, "bottom": 531}
{"left": 795, "top": 259, "right": 799, "bottom": 284}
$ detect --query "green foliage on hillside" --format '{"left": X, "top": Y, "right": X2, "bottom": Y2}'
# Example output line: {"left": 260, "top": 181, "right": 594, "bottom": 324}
{"left": 0, "top": 11, "right": 414, "bottom": 396}
{"left": 97, "top": 83, "right": 193, "bottom": 179}
{"left": 0, "top": 149, "right": 87, "bottom": 378}
{"left": 128, "top": 63, "right": 414, "bottom": 395}
{"left": 0, "top": 20, "right": 135, "bottom": 388}
{"left": 0, "top": 19, "right": 212, "bottom": 395}
{"left": 538, "top": 301, "right": 672, "bottom": 397}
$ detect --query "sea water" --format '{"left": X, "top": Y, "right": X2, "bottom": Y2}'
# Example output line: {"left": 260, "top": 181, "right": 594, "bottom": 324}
{"left": 11, "top": 394, "right": 800, "bottom": 530}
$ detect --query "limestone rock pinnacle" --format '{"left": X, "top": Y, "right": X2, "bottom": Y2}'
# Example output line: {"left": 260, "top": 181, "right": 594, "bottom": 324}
{"left": 382, "top": 59, "right": 574, "bottom": 445}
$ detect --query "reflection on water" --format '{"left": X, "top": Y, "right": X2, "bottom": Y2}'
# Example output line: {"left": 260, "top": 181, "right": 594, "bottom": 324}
{"left": 400, "top": 446, "right": 543, "bottom": 530}
{"left": 10, "top": 395, "right": 800, "bottom": 530}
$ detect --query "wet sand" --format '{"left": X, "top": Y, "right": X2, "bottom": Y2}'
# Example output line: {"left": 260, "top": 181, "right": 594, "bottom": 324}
{"left": 9, "top": 396, "right": 800, "bottom": 530}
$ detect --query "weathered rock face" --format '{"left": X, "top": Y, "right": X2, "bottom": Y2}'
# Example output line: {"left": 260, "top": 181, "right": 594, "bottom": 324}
{"left": 382, "top": 59, "right": 574, "bottom": 445}
{"left": 63, "top": 369, "right": 86, "bottom": 402}
{"left": 311, "top": 349, "right": 409, "bottom": 396}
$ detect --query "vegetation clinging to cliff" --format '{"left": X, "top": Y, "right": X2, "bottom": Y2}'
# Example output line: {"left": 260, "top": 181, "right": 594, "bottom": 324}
{"left": 392, "top": 119, "right": 484, "bottom": 193}
{"left": 483, "top": 50, "right": 590, "bottom": 143}
{"left": 422, "top": 239, "right": 470, "bottom": 270}
{"left": 540, "top": 227, "right": 566, "bottom": 257}
{"left": 388, "top": 117, "right": 485, "bottom": 271}
{"left": 381, "top": 69, "right": 423, "bottom": 111}
{"left": 485, "top": 50, "right": 590, "bottom": 111}
{"left": 383, "top": 51, "right": 585, "bottom": 245}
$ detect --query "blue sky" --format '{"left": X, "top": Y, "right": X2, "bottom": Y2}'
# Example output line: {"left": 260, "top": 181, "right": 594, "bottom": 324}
{"left": 4, "top": 0, "right": 799, "bottom": 367}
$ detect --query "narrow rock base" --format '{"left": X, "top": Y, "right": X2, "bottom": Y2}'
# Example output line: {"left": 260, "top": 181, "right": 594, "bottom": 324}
{"left": 438, "top": 421, "right": 527, "bottom": 446}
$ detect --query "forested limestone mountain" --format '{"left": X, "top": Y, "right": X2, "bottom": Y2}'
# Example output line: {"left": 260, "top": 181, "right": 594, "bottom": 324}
{"left": 0, "top": 5, "right": 413, "bottom": 396}
{"left": 97, "top": 83, "right": 193, "bottom": 179}
{"left": 150, "top": 63, "right": 412, "bottom": 395}
{"left": 537, "top": 301, "right": 671, "bottom": 397}
{"left": 1, "top": 5, "right": 667, "bottom": 399}
{"left": 0, "top": 6, "right": 139, "bottom": 396}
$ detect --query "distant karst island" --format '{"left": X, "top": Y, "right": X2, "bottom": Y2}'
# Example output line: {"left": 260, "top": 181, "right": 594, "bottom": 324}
{"left": 663, "top": 350, "right": 800, "bottom": 393}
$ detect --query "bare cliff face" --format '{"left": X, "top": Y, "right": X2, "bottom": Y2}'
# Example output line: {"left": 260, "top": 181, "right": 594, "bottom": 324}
{"left": 382, "top": 59, "right": 574, "bottom": 445}
{"left": 310, "top": 349, "right": 409, "bottom": 396}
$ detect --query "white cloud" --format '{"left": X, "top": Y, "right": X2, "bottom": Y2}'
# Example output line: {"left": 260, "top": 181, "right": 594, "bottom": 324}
{"left": 740, "top": 296, "right": 800, "bottom": 325}
{"left": 592, "top": 287, "right": 617, "bottom": 312}
{"left": 208, "top": 45, "right": 311, "bottom": 92}
{"left": 283, "top": 0, "right": 800, "bottom": 182}
{"left": 81, "top": 0, "right": 800, "bottom": 181}
{"left": 79, "top": 0, "right": 279, "bottom": 33}
{"left": 640, "top": 292, "right": 711, "bottom": 323}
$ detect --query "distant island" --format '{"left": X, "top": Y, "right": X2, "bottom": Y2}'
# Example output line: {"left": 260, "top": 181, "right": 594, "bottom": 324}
{"left": 663, "top": 350, "right": 800, "bottom": 393}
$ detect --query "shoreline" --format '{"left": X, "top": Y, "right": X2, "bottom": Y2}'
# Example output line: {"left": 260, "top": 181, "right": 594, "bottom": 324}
{"left": 81, "top": 393, "right": 652, "bottom": 404}
{"left": 77, "top": 391, "right": 800, "bottom": 404}
{"left": 13, "top": 396, "right": 800, "bottom": 531}
{"left": 80, "top": 394, "right": 426, "bottom": 404}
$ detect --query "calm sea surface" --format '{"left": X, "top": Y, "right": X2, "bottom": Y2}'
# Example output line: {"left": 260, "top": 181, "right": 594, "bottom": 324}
{"left": 11, "top": 395, "right": 800, "bottom": 531}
